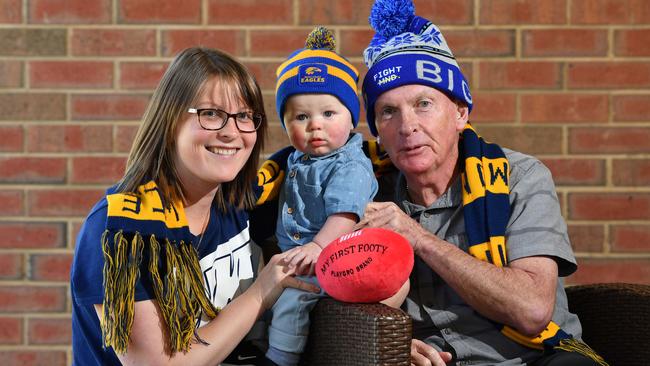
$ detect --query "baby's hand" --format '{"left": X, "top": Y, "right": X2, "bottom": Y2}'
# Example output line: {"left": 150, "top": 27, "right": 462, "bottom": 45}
{"left": 283, "top": 242, "right": 322, "bottom": 276}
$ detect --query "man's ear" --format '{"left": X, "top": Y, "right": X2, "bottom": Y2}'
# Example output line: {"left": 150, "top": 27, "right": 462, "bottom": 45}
{"left": 454, "top": 101, "right": 469, "bottom": 130}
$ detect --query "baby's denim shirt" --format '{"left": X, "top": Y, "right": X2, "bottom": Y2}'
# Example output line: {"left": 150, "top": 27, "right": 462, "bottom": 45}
{"left": 276, "top": 133, "right": 378, "bottom": 251}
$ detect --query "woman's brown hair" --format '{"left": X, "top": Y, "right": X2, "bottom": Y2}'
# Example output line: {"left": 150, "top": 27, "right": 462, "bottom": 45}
{"left": 117, "top": 47, "right": 266, "bottom": 211}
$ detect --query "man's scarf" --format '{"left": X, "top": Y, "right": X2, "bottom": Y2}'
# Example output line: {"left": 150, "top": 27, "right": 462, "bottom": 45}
{"left": 459, "top": 125, "right": 605, "bottom": 364}
{"left": 102, "top": 181, "right": 219, "bottom": 355}
{"left": 253, "top": 126, "right": 606, "bottom": 364}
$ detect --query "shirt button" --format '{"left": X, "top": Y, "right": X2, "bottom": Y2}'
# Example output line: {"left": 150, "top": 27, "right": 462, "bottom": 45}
{"left": 423, "top": 212, "right": 430, "bottom": 218}
{"left": 287, "top": 207, "right": 294, "bottom": 214}
{"left": 289, "top": 170, "right": 296, "bottom": 178}
{"left": 293, "top": 233, "right": 300, "bottom": 240}
{"left": 302, "top": 155, "right": 309, "bottom": 161}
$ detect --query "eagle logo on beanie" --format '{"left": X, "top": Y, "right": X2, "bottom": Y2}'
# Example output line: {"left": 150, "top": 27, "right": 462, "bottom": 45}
{"left": 304, "top": 66, "right": 322, "bottom": 75}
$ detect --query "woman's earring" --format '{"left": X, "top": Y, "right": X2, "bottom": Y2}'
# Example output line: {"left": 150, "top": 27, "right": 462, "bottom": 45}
{"left": 376, "top": 136, "right": 381, "bottom": 145}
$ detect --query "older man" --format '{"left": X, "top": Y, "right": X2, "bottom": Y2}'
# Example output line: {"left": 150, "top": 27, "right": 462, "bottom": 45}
{"left": 355, "top": 1, "right": 607, "bottom": 366}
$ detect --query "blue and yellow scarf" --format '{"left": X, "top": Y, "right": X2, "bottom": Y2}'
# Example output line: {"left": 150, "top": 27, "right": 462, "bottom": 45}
{"left": 102, "top": 181, "right": 218, "bottom": 355}
{"left": 253, "top": 125, "right": 606, "bottom": 364}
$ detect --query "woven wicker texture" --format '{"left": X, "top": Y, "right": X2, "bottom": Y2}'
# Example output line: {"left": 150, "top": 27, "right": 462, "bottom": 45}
{"left": 302, "top": 298, "right": 412, "bottom": 366}
{"left": 566, "top": 283, "right": 650, "bottom": 366}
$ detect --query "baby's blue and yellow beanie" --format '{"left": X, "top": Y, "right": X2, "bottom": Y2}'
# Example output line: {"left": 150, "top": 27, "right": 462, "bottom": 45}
{"left": 276, "top": 27, "right": 360, "bottom": 128}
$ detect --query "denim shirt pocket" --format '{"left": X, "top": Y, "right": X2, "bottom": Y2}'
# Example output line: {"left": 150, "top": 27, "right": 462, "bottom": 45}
{"left": 298, "top": 183, "right": 325, "bottom": 231}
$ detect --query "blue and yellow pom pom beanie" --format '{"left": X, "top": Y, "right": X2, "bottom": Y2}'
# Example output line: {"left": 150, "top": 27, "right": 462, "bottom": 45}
{"left": 276, "top": 27, "right": 360, "bottom": 129}
{"left": 362, "top": 0, "right": 473, "bottom": 136}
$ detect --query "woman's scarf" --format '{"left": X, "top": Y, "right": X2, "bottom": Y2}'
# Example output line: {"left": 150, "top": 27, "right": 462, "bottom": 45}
{"left": 102, "top": 181, "right": 219, "bottom": 355}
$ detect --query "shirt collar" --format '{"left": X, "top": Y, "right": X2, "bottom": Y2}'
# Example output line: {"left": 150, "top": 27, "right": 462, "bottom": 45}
{"left": 396, "top": 173, "right": 462, "bottom": 215}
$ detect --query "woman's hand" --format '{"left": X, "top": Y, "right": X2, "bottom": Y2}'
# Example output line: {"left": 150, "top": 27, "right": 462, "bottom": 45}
{"left": 282, "top": 242, "right": 322, "bottom": 275}
{"left": 253, "top": 254, "right": 320, "bottom": 310}
{"left": 410, "top": 339, "right": 452, "bottom": 366}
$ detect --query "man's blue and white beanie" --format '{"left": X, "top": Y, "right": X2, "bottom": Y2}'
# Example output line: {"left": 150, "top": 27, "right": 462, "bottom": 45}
{"left": 362, "top": 0, "right": 473, "bottom": 136}
{"left": 276, "top": 26, "right": 360, "bottom": 129}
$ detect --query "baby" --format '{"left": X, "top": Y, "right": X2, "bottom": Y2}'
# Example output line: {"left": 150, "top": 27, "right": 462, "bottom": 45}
{"left": 265, "top": 27, "right": 378, "bottom": 366}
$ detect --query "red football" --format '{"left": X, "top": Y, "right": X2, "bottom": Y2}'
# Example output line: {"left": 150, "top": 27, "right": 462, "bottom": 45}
{"left": 316, "top": 227, "right": 414, "bottom": 303}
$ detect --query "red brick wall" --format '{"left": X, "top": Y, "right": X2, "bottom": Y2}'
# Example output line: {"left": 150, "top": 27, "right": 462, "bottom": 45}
{"left": 1, "top": 0, "right": 649, "bottom": 363}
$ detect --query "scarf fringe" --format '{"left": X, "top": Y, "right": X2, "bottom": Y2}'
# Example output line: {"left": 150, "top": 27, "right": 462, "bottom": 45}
{"left": 555, "top": 338, "right": 609, "bottom": 366}
{"left": 101, "top": 230, "right": 144, "bottom": 354}
{"left": 101, "top": 230, "right": 219, "bottom": 355}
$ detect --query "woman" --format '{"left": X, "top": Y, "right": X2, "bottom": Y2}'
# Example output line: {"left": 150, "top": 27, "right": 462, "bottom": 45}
{"left": 70, "top": 47, "right": 318, "bottom": 365}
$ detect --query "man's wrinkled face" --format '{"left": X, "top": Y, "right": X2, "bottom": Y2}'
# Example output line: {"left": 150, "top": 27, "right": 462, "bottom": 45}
{"left": 374, "top": 84, "right": 468, "bottom": 178}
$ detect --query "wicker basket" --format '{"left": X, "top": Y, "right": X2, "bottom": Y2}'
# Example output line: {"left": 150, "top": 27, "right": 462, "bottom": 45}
{"left": 302, "top": 298, "right": 412, "bottom": 366}
{"left": 566, "top": 283, "right": 650, "bottom": 366}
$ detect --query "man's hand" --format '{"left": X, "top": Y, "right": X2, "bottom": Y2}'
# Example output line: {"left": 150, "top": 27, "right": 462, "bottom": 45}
{"left": 355, "top": 202, "right": 430, "bottom": 253}
{"left": 410, "top": 339, "right": 452, "bottom": 366}
{"left": 282, "top": 242, "right": 322, "bottom": 275}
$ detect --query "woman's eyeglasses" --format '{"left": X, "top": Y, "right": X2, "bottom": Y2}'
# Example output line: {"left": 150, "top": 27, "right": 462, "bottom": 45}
{"left": 188, "top": 108, "right": 263, "bottom": 133}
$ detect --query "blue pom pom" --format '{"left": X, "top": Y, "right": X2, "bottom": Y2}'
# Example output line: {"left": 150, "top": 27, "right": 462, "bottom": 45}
{"left": 368, "top": 0, "right": 415, "bottom": 40}
{"left": 368, "top": 33, "right": 387, "bottom": 48}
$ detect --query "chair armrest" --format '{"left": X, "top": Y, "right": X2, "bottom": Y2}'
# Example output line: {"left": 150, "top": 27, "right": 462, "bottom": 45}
{"left": 302, "top": 298, "right": 412, "bottom": 365}
{"left": 566, "top": 282, "right": 650, "bottom": 366}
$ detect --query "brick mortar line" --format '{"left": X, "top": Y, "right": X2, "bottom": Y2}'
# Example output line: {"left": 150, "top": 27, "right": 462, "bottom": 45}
{"left": 6, "top": 49, "right": 650, "bottom": 61}
{"left": 606, "top": 156, "right": 613, "bottom": 187}
{"left": 0, "top": 345, "right": 72, "bottom": 350}
{"left": 534, "top": 154, "right": 650, "bottom": 159}
{"left": 574, "top": 253, "right": 650, "bottom": 259}
{"left": 555, "top": 187, "right": 650, "bottom": 193}
{"left": 0, "top": 24, "right": 369, "bottom": 30}
{"left": 0, "top": 120, "right": 141, "bottom": 125}
{"left": 475, "top": 121, "right": 650, "bottom": 127}
{"left": 560, "top": 184, "right": 568, "bottom": 218}
{"left": 1, "top": 151, "right": 647, "bottom": 158}
{"left": 112, "top": 0, "right": 118, "bottom": 24}
{"left": 607, "top": 27, "right": 614, "bottom": 58}
{"left": 0, "top": 183, "right": 112, "bottom": 189}
{"left": 0, "top": 152, "right": 131, "bottom": 157}
{"left": 9, "top": 186, "right": 647, "bottom": 193}
{"left": 20, "top": 314, "right": 73, "bottom": 319}
{"left": 603, "top": 221, "right": 612, "bottom": 253}
{"left": 21, "top": 0, "right": 28, "bottom": 25}
{"left": 3, "top": 24, "right": 650, "bottom": 31}
{"left": 292, "top": 0, "right": 299, "bottom": 26}
{"left": 65, "top": 156, "right": 73, "bottom": 186}
{"left": 0, "top": 153, "right": 128, "bottom": 157}
{"left": 201, "top": 0, "right": 208, "bottom": 26}
{"left": 0, "top": 89, "right": 156, "bottom": 95}
{"left": 0, "top": 249, "right": 74, "bottom": 254}
{"left": 1, "top": 216, "right": 98, "bottom": 222}
{"left": 515, "top": 27, "right": 521, "bottom": 59}
{"left": 567, "top": 219, "right": 650, "bottom": 224}
{"left": 7, "top": 88, "right": 649, "bottom": 95}
{"left": 2, "top": 149, "right": 648, "bottom": 156}
{"left": 7, "top": 56, "right": 650, "bottom": 63}
{"left": 0, "top": 153, "right": 115, "bottom": 158}
{"left": 561, "top": 61, "right": 568, "bottom": 91}
{"left": 0, "top": 283, "right": 70, "bottom": 288}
